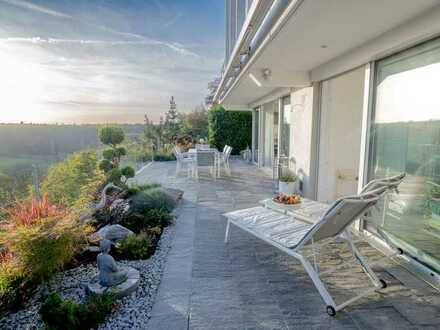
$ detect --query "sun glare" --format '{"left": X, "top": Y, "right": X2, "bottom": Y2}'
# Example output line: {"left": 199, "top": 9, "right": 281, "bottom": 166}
{"left": 0, "top": 47, "right": 50, "bottom": 123}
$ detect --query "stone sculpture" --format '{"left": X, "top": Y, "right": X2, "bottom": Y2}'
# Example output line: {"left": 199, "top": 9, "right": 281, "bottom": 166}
{"left": 97, "top": 239, "right": 128, "bottom": 287}
{"left": 87, "top": 239, "right": 140, "bottom": 298}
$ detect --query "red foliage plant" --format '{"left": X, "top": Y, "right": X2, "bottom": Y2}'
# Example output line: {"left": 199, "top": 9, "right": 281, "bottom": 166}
{"left": 0, "top": 247, "right": 13, "bottom": 265}
{"left": 2, "top": 195, "right": 64, "bottom": 228}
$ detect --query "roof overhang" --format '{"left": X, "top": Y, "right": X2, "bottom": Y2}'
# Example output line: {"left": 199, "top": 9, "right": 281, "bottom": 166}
{"left": 218, "top": 0, "right": 440, "bottom": 108}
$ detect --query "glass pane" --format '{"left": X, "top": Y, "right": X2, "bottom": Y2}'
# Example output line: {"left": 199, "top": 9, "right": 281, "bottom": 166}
{"left": 262, "top": 101, "right": 278, "bottom": 167}
{"left": 280, "top": 96, "right": 291, "bottom": 158}
{"left": 254, "top": 109, "right": 259, "bottom": 163}
{"left": 368, "top": 38, "right": 440, "bottom": 272}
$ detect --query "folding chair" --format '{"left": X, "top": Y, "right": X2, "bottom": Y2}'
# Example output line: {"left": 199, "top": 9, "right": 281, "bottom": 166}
{"left": 224, "top": 175, "right": 405, "bottom": 316}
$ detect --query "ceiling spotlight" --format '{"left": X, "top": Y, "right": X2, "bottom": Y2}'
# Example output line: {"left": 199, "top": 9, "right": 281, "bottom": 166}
{"left": 262, "top": 68, "right": 271, "bottom": 79}
{"left": 249, "top": 73, "right": 262, "bottom": 87}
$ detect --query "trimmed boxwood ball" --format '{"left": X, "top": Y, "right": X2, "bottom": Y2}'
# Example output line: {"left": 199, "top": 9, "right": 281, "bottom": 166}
{"left": 121, "top": 166, "right": 135, "bottom": 179}
{"left": 99, "top": 159, "right": 115, "bottom": 173}
{"left": 99, "top": 126, "right": 124, "bottom": 146}
{"left": 107, "top": 168, "right": 122, "bottom": 184}
{"left": 102, "top": 148, "right": 118, "bottom": 161}
{"left": 116, "top": 146, "right": 127, "bottom": 157}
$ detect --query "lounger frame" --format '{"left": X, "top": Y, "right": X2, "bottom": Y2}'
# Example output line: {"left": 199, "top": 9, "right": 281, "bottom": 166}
{"left": 224, "top": 174, "right": 405, "bottom": 316}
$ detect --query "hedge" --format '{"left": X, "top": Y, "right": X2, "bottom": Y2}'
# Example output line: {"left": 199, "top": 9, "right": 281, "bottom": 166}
{"left": 208, "top": 105, "right": 252, "bottom": 155}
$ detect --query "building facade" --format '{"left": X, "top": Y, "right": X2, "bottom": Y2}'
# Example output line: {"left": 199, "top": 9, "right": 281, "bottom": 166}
{"left": 215, "top": 0, "right": 440, "bottom": 289}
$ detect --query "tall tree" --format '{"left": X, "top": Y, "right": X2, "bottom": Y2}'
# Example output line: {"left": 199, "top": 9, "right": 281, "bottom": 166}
{"left": 163, "top": 96, "right": 181, "bottom": 143}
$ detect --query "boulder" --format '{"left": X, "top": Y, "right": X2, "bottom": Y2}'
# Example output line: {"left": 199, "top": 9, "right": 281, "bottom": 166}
{"left": 90, "top": 224, "right": 134, "bottom": 243}
{"left": 109, "top": 198, "right": 130, "bottom": 223}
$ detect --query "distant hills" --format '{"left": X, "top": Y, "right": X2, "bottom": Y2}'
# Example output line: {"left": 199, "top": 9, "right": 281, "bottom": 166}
{"left": 0, "top": 123, "right": 145, "bottom": 158}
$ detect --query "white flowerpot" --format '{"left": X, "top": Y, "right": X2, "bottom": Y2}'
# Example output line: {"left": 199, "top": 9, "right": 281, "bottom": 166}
{"left": 279, "top": 181, "right": 296, "bottom": 195}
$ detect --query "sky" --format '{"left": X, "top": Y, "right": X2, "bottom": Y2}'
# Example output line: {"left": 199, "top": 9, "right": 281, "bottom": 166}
{"left": 0, "top": 0, "right": 224, "bottom": 124}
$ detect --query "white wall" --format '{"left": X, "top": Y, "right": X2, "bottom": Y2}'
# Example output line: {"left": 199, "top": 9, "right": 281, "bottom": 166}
{"left": 317, "top": 67, "right": 365, "bottom": 203}
{"left": 311, "top": 5, "right": 440, "bottom": 82}
{"left": 289, "top": 86, "right": 314, "bottom": 198}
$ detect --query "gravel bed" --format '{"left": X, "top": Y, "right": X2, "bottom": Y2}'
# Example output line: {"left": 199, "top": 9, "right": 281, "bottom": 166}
{"left": 0, "top": 224, "right": 176, "bottom": 330}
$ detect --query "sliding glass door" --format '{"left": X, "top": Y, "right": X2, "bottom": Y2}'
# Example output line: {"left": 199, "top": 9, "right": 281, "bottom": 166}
{"left": 280, "top": 96, "right": 291, "bottom": 160}
{"left": 367, "top": 38, "right": 440, "bottom": 273}
{"left": 253, "top": 108, "right": 259, "bottom": 163}
{"left": 262, "top": 101, "right": 278, "bottom": 168}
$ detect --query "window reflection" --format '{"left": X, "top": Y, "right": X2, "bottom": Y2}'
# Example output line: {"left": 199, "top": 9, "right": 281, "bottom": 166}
{"left": 369, "top": 38, "right": 440, "bottom": 272}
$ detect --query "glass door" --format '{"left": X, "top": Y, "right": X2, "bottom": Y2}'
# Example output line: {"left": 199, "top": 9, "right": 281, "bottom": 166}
{"left": 280, "top": 96, "right": 291, "bottom": 160}
{"left": 262, "top": 101, "right": 278, "bottom": 168}
{"left": 367, "top": 37, "right": 440, "bottom": 273}
{"left": 254, "top": 108, "right": 259, "bottom": 163}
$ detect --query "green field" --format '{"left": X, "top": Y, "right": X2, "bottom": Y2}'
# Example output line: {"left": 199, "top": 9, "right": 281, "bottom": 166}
{"left": 0, "top": 156, "right": 58, "bottom": 173}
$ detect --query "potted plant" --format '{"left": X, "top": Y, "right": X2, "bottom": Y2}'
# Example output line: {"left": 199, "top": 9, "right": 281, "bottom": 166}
{"left": 279, "top": 173, "right": 298, "bottom": 195}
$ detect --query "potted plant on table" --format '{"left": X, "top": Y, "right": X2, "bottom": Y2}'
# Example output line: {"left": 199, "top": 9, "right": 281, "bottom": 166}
{"left": 279, "top": 173, "right": 298, "bottom": 195}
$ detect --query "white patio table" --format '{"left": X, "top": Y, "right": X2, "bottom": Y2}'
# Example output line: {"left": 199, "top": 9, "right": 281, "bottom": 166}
{"left": 259, "top": 197, "right": 329, "bottom": 224}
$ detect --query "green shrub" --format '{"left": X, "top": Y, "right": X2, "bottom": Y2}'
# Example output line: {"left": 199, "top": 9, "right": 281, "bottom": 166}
{"left": 279, "top": 174, "right": 297, "bottom": 182}
{"left": 121, "top": 208, "right": 173, "bottom": 233}
{"left": 99, "top": 126, "right": 124, "bottom": 147}
{"left": 126, "top": 182, "right": 160, "bottom": 197}
{"left": 130, "top": 189, "right": 176, "bottom": 213}
{"left": 102, "top": 149, "right": 118, "bottom": 161}
{"left": 99, "top": 126, "right": 126, "bottom": 168}
{"left": 3, "top": 216, "right": 88, "bottom": 283}
{"left": 208, "top": 105, "right": 252, "bottom": 155}
{"left": 153, "top": 151, "right": 175, "bottom": 161}
{"left": 0, "top": 264, "right": 27, "bottom": 316}
{"left": 121, "top": 166, "right": 135, "bottom": 179}
{"left": 115, "top": 231, "right": 154, "bottom": 260}
{"left": 106, "top": 168, "right": 122, "bottom": 185}
{"left": 40, "top": 292, "right": 114, "bottom": 330}
{"left": 41, "top": 150, "right": 104, "bottom": 208}
{"left": 99, "top": 159, "right": 115, "bottom": 173}
{"left": 116, "top": 147, "right": 127, "bottom": 157}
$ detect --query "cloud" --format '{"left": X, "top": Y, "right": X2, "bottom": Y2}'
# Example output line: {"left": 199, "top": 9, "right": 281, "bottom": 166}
{"left": 0, "top": 0, "right": 71, "bottom": 18}
{"left": 0, "top": 36, "right": 200, "bottom": 57}
{"left": 162, "top": 12, "right": 183, "bottom": 28}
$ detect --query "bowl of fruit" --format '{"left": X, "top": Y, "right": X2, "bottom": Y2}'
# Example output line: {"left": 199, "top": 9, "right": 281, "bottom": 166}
{"left": 273, "top": 193, "right": 301, "bottom": 205}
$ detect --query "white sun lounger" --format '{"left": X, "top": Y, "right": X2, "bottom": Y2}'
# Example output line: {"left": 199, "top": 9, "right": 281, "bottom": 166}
{"left": 223, "top": 174, "right": 405, "bottom": 316}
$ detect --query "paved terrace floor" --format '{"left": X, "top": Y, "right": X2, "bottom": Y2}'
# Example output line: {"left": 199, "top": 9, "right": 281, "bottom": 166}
{"left": 135, "top": 159, "right": 440, "bottom": 330}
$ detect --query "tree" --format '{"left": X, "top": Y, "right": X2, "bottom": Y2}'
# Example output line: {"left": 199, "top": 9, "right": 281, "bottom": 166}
{"left": 163, "top": 96, "right": 181, "bottom": 143}
{"left": 99, "top": 126, "right": 126, "bottom": 167}
{"left": 179, "top": 104, "right": 208, "bottom": 140}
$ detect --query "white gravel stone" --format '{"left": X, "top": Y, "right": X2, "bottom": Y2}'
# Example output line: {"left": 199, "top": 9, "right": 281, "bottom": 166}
{"left": 0, "top": 223, "right": 176, "bottom": 330}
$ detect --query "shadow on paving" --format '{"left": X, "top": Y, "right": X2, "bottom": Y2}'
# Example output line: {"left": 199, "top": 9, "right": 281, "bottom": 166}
{"left": 136, "top": 159, "right": 440, "bottom": 330}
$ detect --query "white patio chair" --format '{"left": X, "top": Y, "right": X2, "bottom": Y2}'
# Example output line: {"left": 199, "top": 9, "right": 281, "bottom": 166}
{"left": 224, "top": 176, "right": 405, "bottom": 316}
{"left": 218, "top": 145, "right": 232, "bottom": 176}
{"left": 194, "top": 150, "right": 217, "bottom": 180}
{"left": 172, "top": 146, "right": 195, "bottom": 178}
{"left": 195, "top": 143, "right": 210, "bottom": 150}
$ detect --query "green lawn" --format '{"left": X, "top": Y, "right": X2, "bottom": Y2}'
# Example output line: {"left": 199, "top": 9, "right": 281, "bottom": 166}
{"left": 0, "top": 156, "right": 58, "bottom": 173}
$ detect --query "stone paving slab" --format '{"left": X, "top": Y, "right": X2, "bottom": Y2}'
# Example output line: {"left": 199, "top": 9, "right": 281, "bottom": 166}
{"left": 142, "top": 160, "right": 440, "bottom": 330}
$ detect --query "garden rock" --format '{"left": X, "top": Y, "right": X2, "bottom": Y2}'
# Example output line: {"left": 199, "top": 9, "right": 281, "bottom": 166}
{"left": 109, "top": 199, "right": 130, "bottom": 223}
{"left": 91, "top": 224, "right": 134, "bottom": 243}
